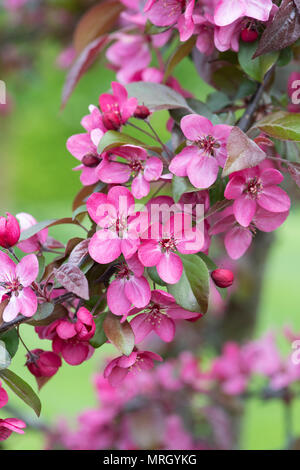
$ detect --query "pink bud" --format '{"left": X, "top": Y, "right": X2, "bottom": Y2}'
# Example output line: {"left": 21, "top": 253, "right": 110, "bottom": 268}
{"left": 134, "top": 105, "right": 150, "bottom": 120}
{"left": 26, "top": 349, "right": 62, "bottom": 378}
{"left": 102, "top": 111, "right": 122, "bottom": 130}
{"left": 0, "top": 213, "right": 20, "bottom": 248}
{"left": 82, "top": 153, "right": 100, "bottom": 167}
{"left": 211, "top": 269, "right": 234, "bottom": 288}
{"left": 240, "top": 28, "right": 259, "bottom": 43}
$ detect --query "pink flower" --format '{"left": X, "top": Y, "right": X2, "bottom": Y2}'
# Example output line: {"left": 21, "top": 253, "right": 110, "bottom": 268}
{"left": 146, "top": 0, "right": 195, "bottom": 42}
{"left": 26, "top": 349, "right": 62, "bottom": 378}
{"left": 211, "top": 342, "right": 250, "bottom": 395}
{"left": 214, "top": 0, "right": 273, "bottom": 27}
{"left": 106, "top": 34, "right": 151, "bottom": 84}
{"left": 104, "top": 349, "right": 162, "bottom": 387}
{"left": 56, "top": 46, "right": 76, "bottom": 69}
{"left": 3, "top": 0, "right": 28, "bottom": 11}
{"left": 99, "top": 82, "right": 137, "bottom": 130}
{"left": 107, "top": 255, "right": 151, "bottom": 316}
{"left": 52, "top": 308, "right": 95, "bottom": 366}
{"left": 87, "top": 186, "right": 142, "bottom": 264}
{"left": 129, "top": 290, "right": 202, "bottom": 343}
{"left": 0, "top": 418, "right": 26, "bottom": 441}
{"left": 66, "top": 106, "right": 107, "bottom": 186}
{"left": 224, "top": 164, "right": 291, "bottom": 227}
{"left": 0, "top": 252, "right": 38, "bottom": 322}
{"left": 210, "top": 206, "right": 289, "bottom": 259}
{"left": 0, "top": 381, "right": 8, "bottom": 409}
{"left": 169, "top": 114, "right": 232, "bottom": 189}
{"left": 138, "top": 212, "right": 204, "bottom": 284}
{"left": 0, "top": 212, "right": 20, "bottom": 249}
{"left": 97, "top": 145, "right": 163, "bottom": 199}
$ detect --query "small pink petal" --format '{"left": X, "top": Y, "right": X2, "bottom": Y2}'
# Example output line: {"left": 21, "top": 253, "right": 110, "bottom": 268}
{"left": 233, "top": 196, "right": 257, "bottom": 227}
{"left": 157, "top": 252, "right": 183, "bottom": 284}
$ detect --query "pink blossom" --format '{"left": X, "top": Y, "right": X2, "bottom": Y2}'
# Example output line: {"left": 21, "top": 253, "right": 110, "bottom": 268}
{"left": 26, "top": 349, "right": 62, "bottom": 378}
{"left": 16, "top": 212, "right": 63, "bottom": 253}
{"left": 107, "top": 255, "right": 151, "bottom": 316}
{"left": 242, "top": 333, "right": 282, "bottom": 377}
{"left": 87, "top": 186, "right": 142, "bottom": 264}
{"left": 99, "top": 82, "right": 137, "bottom": 130}
{"left": 146, "top": 0, "right": 195, "bottom": 42}
{"left": 210, "top": 206, "right": 289, "bottom": 259}
{"left": 0, "top": 418, "right": 26, "bottom": 441}
{"left": 104, "top": 349, "right": 162, "bottom": 387}
{"left": 56, "top": 46, "right": 76, "bottom": 69}
{"left": 138, "top": 212, "right": 204, "bottom": 284}
{"left": 211, "top": 342, "right": 249, "bottom": 395}
{"left": 0, "top": 212, "right": 20, "bottom": 249}
{"left": 39, "top": 308, "right": 96, "bottom": 366}
{"left": 214, "top": 0, "right": 273, "bottom": 27}
{"left": 169, "top": 114, "right": 232, "bottom": 189}
{"left": 0, "top": 252, "right": 38, "bottom": 322}
{"left": 129, "top": 289, "right": 202, "bottom": 343}
{"left": 0, "top": 381, "right": 8, "bottom": 409}
{"left": 3, "top": 0, "right": 28, "bottom": 11}
{"left": 106, "top": 34, "right": 151, "bottom": 83}
{"left": 98, "top": 145, "right": 163, "bottom": 199}
{"left": 66, "top": 106, "right": 107, "bottom": 186}
{"left": 224, "top": 164, "right": 290, "bottom": 227}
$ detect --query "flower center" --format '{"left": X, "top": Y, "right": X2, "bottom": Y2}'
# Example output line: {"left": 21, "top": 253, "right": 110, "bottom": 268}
{"left": 159, "top": 235, "right": 177, "bottom": 253}
{"left": 129, "top": 159, "right": 144, "bottom": 175}
{"left": 1, "top": 278, "right": 22, "bottom": 295}
{"left": 116, "top": 263, "right": 131, "bottom": 280}
{"left": 246, "top": 177, "right": 263, "bottom": 199}
{"left": 196, "top": 135, "right": 220, "bottom": 156}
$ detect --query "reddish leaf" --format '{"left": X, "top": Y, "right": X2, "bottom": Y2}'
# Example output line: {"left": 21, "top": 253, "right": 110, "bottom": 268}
{"left": 295, "top": 0, "right": 300, "bottom": 13}
{"left": 68, "top": 239, "right": 90, "bottom": 266}
{"left": 61, "top": 36, "right": 109, "bottom": 109}
{"left": 103, "top": 313, "right": 135, "bottom": 356}
{"left": 55, "top": 263, "right": 89, "bottom": 300}
{"left": 19, "top": 218, "right": 80, "bottom": 242}
{"left": 73, "top": 0, "right": 124, "bottom": 53}
{"left": 287, "top": 162, "right": 300, "bottom": 187}
{"left": 72, "top": 184, "right": 97, "bottom": 212}
{"left": 254, "top": 0, "right": 300, "bottom": 58}
{"left": 222, "top": 127, "right": 266, "bottom": 176}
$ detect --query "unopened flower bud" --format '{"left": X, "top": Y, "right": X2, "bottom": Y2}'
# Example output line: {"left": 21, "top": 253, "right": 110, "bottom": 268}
{"left": 134, "top": 105, "right": 150, "bottom": 120}
{"left": 26, "top": 349, "right": 61, "bottom": 378}
{"left": 82, "top": 153, "right": 100, "bottom": 167}
{"left": 211, "top": 269, "right": 234, "bottom": 288}
{"left": 102, "top": 111, "right": 122, "bottom": 130}
{"left": 0, "top": 213, "right": 20, "bottom": 248}
{"left": 240, "top": 28, "right": 258, "bottom": 43}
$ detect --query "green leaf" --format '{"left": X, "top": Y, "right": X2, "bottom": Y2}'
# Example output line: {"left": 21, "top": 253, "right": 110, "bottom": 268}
{"left": 28, "top": 302, "right": 54, "bottom": 324}
{"left": 144, "top": 20, "right": 172, "bottom": 35}
{"left": 0, "top": 369, "right": 41, "bottom": 417}
{"left": 37, "top": 255, "right": 46, "bottom": 282}
{"left": 254, "top": 112, "right": 300, "bottom": 142}
{"left": 90, "top": 313, "right": 107, "bottom": 349}
{"left": 238, "top": 41, "right": 279, "bottom": 82}
{"left": 103, "top": 313, "right": 135, "bottom": 356}
{"left": 172, "top": 175, "right": 199, "bottom": 203}
{"left": 126, "top": 82, "right": 191, "bottom": 112}
{"left": 72, "top": 204, "right": 87, "bottom": 220}
{"left": 97, "top": 130, "right": 161, "bottom": 154}
{"left": 147, "top": 266, "right": 167, "bottom": 287}
{"left": 197, "top": 252, "right": 217, "bottom": 272}
{"left": 206, "top": 91, "right": 231, "bottom": 113}
{"left": 180, "top": 254, "right": 210, "bottom": 313}
{"left": 0, "top": 340, "right": 11, "bottom": 370}
{"left": 0, "top": 329, "right": 19, "bottom": 358}
{"left": 164, "top": 36, "right": 196, "bottom": 81}
{"left": 167, "top": 269, "right": 201, "bottom": 313}
{"left": 19, "top": 218, "right": 80, "bottom": 241}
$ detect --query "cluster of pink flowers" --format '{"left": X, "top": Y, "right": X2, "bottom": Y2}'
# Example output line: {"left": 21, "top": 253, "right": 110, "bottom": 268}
{"left": 46, "top": 329, "right": 300, "bottom": 450}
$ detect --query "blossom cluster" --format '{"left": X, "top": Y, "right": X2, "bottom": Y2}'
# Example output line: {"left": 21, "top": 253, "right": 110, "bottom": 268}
{"left": 0, "top": 380, "right": 26, "bottom": 441}
{"left": 46, "top": 329, "right": 300, "bottom": 450}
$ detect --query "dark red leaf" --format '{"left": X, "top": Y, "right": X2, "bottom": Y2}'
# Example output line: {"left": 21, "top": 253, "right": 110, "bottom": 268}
{"left": 61, "top": 36, "right": 109, "bottom": 109}
{"left": 55, "top": 263, "right": 89, "bottom": 300}
{"left": 254, "top": 0, "right": 300, "bottom": 58}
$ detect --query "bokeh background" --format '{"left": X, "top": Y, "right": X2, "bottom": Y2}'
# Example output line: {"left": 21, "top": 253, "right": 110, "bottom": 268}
{"left": 1, "top": 40, "right": 300, "bottom": 450}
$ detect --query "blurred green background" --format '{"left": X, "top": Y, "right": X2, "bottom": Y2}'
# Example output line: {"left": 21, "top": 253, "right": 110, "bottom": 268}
{"left": 1, "top": 42, "right": 300, "bottom": 450}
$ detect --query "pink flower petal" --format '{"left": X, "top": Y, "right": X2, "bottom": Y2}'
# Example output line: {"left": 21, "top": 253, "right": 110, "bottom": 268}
{"left": 138, "top": 241, "right": 162, "bottom": 267}
{"left": 254, "top": 208, "right": 289, "bottom": 232}
{"left": 131, "top": 173, "right": 150, "bottom": 199}
{"left": 225, "top": 226, "right": 252, "bottom": 260}
{"left": 233, "top": 196, "right": 257, "bottom": 227}
{"left": 144, "top": 157, "right": 163, "bottom": 181}
{"left": 157, "top": 252, "right": 183, "bottom": 284}
{"left": 169, "top": 147, "right": 196, "bottom": 177}
{"left": 125, "top": 276, "right": 151, "bottom": 308}
{"left": 89, "top": 230, "right": 121, "bottom": 264}
{"left": 224, "top": 175, "right": 245, "bottom": 199}
{"left": 61, "top": 342, "right": 90, "bottom": 365}
{"left": 16, "top": 254, "right": 38, "bottom": 286}
{"left": 0, "top": 251, "right": 16, "bottom": 283}
{"left": 258, "top": 186, "right": 291, "bottom": 213}
{"left": 107, "top": 280, "right": 131, "bottom": 316}
{"left": 154, "top": 315, "right": 176, "bottom": 342}
{"left": 187, "top": 154, "right": 219, "bottom": 189}
{"left": 130, "top": 313, "right": 153, "bottom": 343}
{"left": 260, "top": 168, "right": 284, "bottom": 186}
{"left": 3, "top": 294, "right": 20, "bottom": 322}
{"left": 18, "top": 287, "right": 38, "bottom": 317}
{"left": 181, "top": 114, "right": 213, "bottom": 141}
{"left": 97, "top": 161, "right": 131, "bottom": 184}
